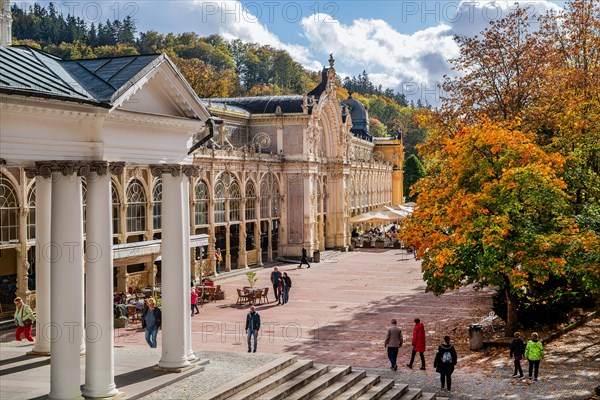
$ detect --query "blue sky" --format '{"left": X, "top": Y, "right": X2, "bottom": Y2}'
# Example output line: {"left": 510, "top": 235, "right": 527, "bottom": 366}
{"left": 22, "top": 1, "right": 564, "bottom": 103}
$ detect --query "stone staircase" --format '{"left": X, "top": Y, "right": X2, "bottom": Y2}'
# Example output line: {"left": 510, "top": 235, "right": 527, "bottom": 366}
{"left": 200, "top": 355, "right": 441, "bottom": 400}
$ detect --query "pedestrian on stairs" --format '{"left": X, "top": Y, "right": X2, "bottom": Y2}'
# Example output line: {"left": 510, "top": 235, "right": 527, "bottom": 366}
{"left": 434, "top": 335, "right": 457, "bottom": 392}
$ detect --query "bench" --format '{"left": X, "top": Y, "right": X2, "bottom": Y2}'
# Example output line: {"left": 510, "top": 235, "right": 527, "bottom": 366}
{"left": 479, "top": 311, "right": 498, "bottom": 331}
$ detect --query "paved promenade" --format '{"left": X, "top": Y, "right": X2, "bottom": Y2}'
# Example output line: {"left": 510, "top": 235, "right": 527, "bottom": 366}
{"left": 1, "top": 249, "right": 597, "bottom": 399}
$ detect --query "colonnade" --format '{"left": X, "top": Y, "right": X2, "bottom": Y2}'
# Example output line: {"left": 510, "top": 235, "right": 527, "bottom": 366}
{"left": 25, "top": 161, "right": 197, "bottom": 399}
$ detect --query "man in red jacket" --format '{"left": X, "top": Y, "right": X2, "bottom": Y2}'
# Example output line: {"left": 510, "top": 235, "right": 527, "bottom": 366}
{"left": 407, "top": 317, "right": 426, "bottom": 370}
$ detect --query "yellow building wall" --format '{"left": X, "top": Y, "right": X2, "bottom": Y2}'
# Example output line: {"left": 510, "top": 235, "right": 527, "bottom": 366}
{"left": 374, "top": 138, "right": 404, "bottom": 204}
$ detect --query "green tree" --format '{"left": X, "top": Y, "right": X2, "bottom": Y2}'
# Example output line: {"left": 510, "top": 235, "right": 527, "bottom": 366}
{"left": 403, "top": 154, "right": 425, "bottom": 202}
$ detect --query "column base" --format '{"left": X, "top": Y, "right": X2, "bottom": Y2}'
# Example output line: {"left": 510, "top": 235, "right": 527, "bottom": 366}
{"left": 26, "top": 350, "right": 51, "bottom": 357}
{"left": 81, "top": 387, "right": 121, "bottom": 399}
{"left": 153, "top": 363, "right": 195, "bottom": 373}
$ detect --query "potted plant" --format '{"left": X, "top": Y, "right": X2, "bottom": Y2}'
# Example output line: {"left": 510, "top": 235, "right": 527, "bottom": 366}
{"left": 245, "top": 271, "right": 258, "bottom": 288}
{"left": 113, "top": 305, "right": 128, "bottom": 329}
{"left": 374, "top": 238, "right": 385, "bottom": 248}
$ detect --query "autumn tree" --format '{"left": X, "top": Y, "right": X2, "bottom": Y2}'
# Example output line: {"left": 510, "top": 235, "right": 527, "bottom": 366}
{"left": 173, "top": 57, "right": 237, "bottom": 98}
{"left": 405, "top": 1, "right": 600, "bottom": 335}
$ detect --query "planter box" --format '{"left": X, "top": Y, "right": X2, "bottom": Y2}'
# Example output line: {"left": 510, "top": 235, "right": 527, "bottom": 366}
{"left": 374, "top": 242, "right": 385, "bottom": 248}
{"left": 114, "top": 318, "right": 128, "bottom": 329}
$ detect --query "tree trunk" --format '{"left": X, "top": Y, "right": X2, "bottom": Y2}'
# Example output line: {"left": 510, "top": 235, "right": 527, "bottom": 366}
{"left": 505, "top": 287, "right": 519, "bottom": 337}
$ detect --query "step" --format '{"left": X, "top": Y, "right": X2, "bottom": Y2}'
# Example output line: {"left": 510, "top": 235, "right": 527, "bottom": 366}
{"left": 378, "top": 385, "right": 415, "bottom": 400}
{"left": 260, "top": 364, "right": 331, "bottom": 400}
{"left": 228, "top": 359, "right": 314, "bottom": 400}
{"left": 396, "top": 388, "right": 423, "bottom": 400}
{"left": 354, "top": 379, "right": 398, "bottom": 400}
{"left": 199, "top": 355, "right": 297, "bottom": 400}
{"left": 419, "top": 393, "right": 437, "bottom": 400}
{"left": 311, "top": 370, "right": 367, "bottom": 400}
{"left": 285, "top": 366, "right": 352, "bottom": 400}
{"left": 332, "top": 374, "right": 380, "bottom": 400}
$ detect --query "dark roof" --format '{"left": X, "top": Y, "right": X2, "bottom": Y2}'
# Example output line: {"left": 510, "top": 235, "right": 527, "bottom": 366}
{"left": 207, "top": 95, "right": 308, "bottom": 114}
{"left": 0, "top": 45, "right": 163, "bottom": 106}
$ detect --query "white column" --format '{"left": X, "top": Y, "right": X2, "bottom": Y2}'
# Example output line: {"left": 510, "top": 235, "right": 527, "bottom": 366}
{"left": 31, "top": 176, "right": 51, "bottom": 355}
{"left": 83, "top": 170, "right": 118, "bottom": 398}
{"left": 182, "top": 178, "right": 195, "bottom": 362}
{"left": 49, "top": 170, "right": 84, "bottom": 400}
{"left": 158, "top": 171, "right": 190, "bottom": 370}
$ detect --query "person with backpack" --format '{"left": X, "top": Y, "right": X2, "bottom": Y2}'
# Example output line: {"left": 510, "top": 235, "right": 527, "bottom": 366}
{"left": 525, "top": 332, "right": 544, "bottom": 381}
{"left": 433, "top": 335, "right": 458, "bottom": 392}
{"left": 510, "top": 332, "right": 526, "bottom": 378}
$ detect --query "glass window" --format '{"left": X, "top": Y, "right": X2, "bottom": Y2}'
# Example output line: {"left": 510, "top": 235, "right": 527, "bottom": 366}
{"left": 0, "top": 175, "right": 19, "bottom": 243}
{"left": 214, "top": 182, "right": 226, "bottom": 224}
{"left": 194, "top": 180, "right": 209, "bottom": 226}
{"left": 27, "top": 183, "right": 35, "bottom": 241}
{"left": 229, "top": 181, "right": 241, "bottom": 222}
{"left": 260, "top": 180, "right": 270, "bottom": 219}
{"left": 126, "top": 179, "right": 146, "bottom": 233}
{"left": 245, "top": 181, "right": 256, "bottom": 220}
{"left": 153, "top": 178, "right": 162, "bottom": 230}
{"left": 112, "top": 182, "right": 120, "bottom": 235}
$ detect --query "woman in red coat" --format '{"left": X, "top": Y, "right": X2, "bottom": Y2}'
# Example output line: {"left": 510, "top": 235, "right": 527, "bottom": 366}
{"left": 406, "top": 318, "right": 426, "bottom": 370}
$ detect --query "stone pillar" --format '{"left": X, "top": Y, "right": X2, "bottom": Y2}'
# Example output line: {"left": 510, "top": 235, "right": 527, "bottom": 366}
{"left": 225, "top": 224, "right": 231, "bottom": 271}
{"left": 30, "top": 174, "right": 51, "bottom": 355}
{"left": 151, "top": 165, "right": 192, "bottom": 371}
{"left": 182, "top": 173, "right": 195, "bottom": 362}
{"left": 82, "top": 163, "right": 121, "bottom": 398}
{"left": 239, "top": 194, "right": 247, "bottom": 268}
{"left": 208, "top": 196, "right": 216, "bottom": 275}
{"left": 117, "top": 266, "right": 128, "bottom": 294}
{"left": 48, "top": 163, "right": 85, "bottom": 400}
{"left": 16, "top": 204, "right": 30, "bottom": 300}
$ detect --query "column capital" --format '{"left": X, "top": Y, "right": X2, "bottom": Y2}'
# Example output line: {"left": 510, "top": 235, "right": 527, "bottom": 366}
{"left": 27, "top": 161, "right": 120, "bottom": 178}
{"left": 109, "top": 162, "right": 125, "bottom": 176}
{"left": 150, "top": 164, "right": 200, "bottom": 178}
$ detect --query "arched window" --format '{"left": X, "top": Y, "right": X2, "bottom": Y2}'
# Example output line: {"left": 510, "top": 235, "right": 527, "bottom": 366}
{"left": 126, "top": 179, "right": 146, "bottom": 233}
{"left": 194, "top": 180, "right": 209, "bottom": 226}
{"left": 112, "top": 182, "right": 120, "bottom": 235}
{"left": 82, "top": 179, "right": 87, "bottom": 234}
{"left": 0, "top": 174, "right": 19, "bottom": 243}
{"left": 214, "top": 182, "right": 226, "bottom": 224}
{"left": 245, "top": 181, "right": 256, "bottom": 220}
{"left": 27, "top": 183, "right": 36, "bottom": 241}
{"left": 153, "top": 178, "right": 162, "bottom": 230}
{"left": 229, "top": 181, "right": 241, "bottom": 222}
{"left": 260, "top": 180, "right": 270, "bottom": 219}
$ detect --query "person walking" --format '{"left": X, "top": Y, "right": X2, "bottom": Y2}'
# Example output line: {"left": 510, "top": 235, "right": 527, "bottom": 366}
{"left": 142, "top": 298, "right": 162, "bottom": 348}
{"left": 298, "top": 244, "right": 311, "bottom": 268}
{"left": 525, "top": 332, "right": 544, "bottom": 381}
{"left": 282, "top": 272, "right": 292, "bottom": 304}
{"left": 270, "top": 266, "right": 282, "bottom": 303}
{"left": 433, "top": 336, "right": 458, "bottom": 392}
{"left": 215, "top": 248, "right": 222, "bottom": 273}
{"left": 191, "top": 288, "right": 199, "bottom": 316}
{"left": 407, "top": 318, "right": 426, "bottom": 370}
{"left": 277, "top": 277, "right": 284, "bottom": 305}
{"left": 510, "top": 332, "right": 526, "bottom": 378}
{"left": 245, "top": 305, "right": 261, "bottom": 353}
{"left": 13, "top": 297, "right": 35, "bottom": 342}
{"left": 384, "top": 318, "right": 403, "bottom": 370}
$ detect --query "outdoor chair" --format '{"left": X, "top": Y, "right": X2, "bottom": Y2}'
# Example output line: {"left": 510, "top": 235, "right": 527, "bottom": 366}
{"left": 126, "top": 305, "right": 137, "bottom": 322}
{"left": 480, "top": 311, "right": 497, "bottom": 331}
{"left": 236, "top": 289, "right": 249, "bottom": 305}
{"left": 252, "top": 289, "right": 263, "bottom": 305}
{"left": 261, "top": 287, "right": 269, "bottom": 304}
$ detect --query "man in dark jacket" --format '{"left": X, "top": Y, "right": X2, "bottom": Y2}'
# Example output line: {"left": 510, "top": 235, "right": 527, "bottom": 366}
{"left": 270, "top": 266, "right": 282, "bottom": 303}
{"left": 142, "top": 298, "right": 162, "bottom": 348}
{"left": 245, "top": 305, "right": 261, "bottom": 352}
{"left": 384, "top": 318, "right": 403, "bottom": 370}
{"left": 298, "top": 244, "right": 311, "bottom": 269}
{"left": 433, "top": 336, "right": 458, "bottom": 391}
{"left": 510, "top": 332, "right": 526, "bottom": 378}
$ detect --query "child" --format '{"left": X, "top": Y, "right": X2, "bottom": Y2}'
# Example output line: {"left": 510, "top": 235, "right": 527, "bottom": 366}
{"left": 510, "top": 332, "right": 525, "bottom": 378}
{"left": 524, "top": 332, "right": 544, "bottom": 381}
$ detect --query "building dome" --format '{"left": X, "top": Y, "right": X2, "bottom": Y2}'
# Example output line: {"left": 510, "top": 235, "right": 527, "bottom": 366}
{"left": 341, "top": 94, "right": 371, "bottom": 141}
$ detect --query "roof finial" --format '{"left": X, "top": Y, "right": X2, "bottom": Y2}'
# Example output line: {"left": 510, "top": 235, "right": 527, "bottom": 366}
{"left": 329, "top": 53, "right": 335, "bottom": 68}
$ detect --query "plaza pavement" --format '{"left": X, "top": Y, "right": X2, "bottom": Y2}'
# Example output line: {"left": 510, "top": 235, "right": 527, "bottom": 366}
{"left": 1, "top": 248, "right": 597, "bottom": 399}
